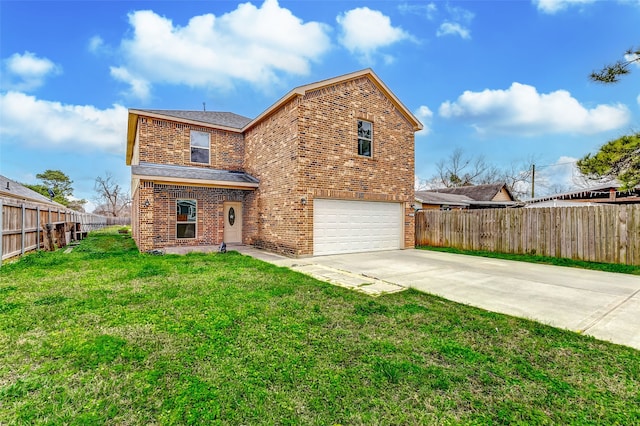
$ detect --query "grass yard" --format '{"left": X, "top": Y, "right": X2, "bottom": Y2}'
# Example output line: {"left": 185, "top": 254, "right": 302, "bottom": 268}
{"left": 419, "top": 245, "right": 640, "bottom": 275}
{"left": 1, "top": 230, "right": 639, "bottom": 425}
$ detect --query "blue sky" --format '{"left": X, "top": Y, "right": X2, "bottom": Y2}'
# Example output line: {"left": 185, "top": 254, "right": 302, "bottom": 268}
{"left": 1, "top": 0, "right": 638, "bottom": 210}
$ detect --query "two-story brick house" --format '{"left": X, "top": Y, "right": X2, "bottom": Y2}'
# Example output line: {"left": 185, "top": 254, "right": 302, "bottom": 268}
{"left": 126, "top": 69, "right": 422, "bottom": 256}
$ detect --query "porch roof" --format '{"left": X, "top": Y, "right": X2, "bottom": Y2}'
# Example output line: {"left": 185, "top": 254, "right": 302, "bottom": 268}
{"left": 132, "top": 162, "right": 259, "bottom": 189}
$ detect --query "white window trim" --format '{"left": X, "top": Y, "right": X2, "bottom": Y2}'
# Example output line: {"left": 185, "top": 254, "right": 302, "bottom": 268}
{"left": 357, "top": 119, "right": 373, "bottom": 158}
{"left": 176, "top": 199, "right": 197, "bottom": 239}
{"left": 190, "top": 130, "right": 211, "bottom": 165}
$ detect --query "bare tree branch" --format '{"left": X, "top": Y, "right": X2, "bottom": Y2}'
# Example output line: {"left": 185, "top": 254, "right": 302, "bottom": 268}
{"left": 94, "top": 172, "right": 131, "bottom": 217}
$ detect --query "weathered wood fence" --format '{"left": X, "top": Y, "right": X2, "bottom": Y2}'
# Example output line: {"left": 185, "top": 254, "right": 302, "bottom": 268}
{"left": 415, "top": 205, "right": 640, "bottom": 266}
{"left": 1, "top": 197, "right": 130, "bottom": 265}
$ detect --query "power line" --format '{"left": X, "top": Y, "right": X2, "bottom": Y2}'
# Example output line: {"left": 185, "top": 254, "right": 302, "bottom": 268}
{"left": 535, "top": 160, "right": 577, "bottom": 169}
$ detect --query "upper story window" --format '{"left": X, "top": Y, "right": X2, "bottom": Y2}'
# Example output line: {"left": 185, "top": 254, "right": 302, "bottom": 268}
{"left": 190, "top": 130, "right": 210, "bottom": 164}
{"left": 357, "top": 120, "right": 372, "bottom": 157}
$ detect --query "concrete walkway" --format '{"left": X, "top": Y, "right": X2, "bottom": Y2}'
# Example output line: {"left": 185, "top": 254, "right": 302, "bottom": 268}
{"left": 232, "top": 245, "right": 640, "bottom": 350}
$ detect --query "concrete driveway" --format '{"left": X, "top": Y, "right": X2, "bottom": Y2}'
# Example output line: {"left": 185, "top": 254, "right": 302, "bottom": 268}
{"left": 237, "top": 246, "right": 640, "bottom": 350}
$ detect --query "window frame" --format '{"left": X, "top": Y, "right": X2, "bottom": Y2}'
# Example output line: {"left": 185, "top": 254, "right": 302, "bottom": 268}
{"left": 190, "top": 130, "right": 210, "bottom": 164}
{"left": 176, "top": 199, "right": 197, "bottom": 239}
{"left": 357, "top": 119, "right": 373, "bottom": 158}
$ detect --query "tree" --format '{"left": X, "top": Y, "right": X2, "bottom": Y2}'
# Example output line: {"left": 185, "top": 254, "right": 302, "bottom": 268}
{"left": 433, "top": 148, "right": 498, "bottom": 188}
{"left": 577, "top": 132, "right": 640, "bottom": 189}
{"left": 425, "top": 148, "right": 534, "bottom": 199}
{"left": 590, "top": 46, "right": 640, "bottom": 83}
{"left": 94, "top": 172, "right": 131, "bottom": 217}
{"left": 23, "top": 169, "right": 86, "bottom": 209}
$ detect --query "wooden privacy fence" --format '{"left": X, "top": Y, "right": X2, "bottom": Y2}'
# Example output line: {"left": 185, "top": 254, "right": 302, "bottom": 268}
{"left": 415, "top": 205, "right": 640, "bottom": 266}
{"left": 1, "top": 197, "right": 130, "bottom": 265}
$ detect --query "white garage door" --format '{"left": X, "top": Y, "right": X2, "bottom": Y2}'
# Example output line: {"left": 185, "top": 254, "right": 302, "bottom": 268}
{"left": 313, "top": 199, "right": 403, "bottom": 256}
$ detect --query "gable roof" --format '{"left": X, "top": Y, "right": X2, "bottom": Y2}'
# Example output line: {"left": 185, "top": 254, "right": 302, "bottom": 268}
{"left": 245, "top": 68, "right": 423, "bottom": 133}
{"left": 429, "top": 183, "right": 514, "bottom": 202}
{"left": 0, "top": 175, "right": 66, "bottom": 207}
{"left": 126, "top": 69, "right": 423, "bottom": 165}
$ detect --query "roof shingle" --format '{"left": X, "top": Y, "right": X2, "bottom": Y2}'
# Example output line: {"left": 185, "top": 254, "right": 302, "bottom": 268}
{"left": 132, "top": 162, "right": 259, "bottom": 185}
{"left": 140, "top": 110, "right": 252, "bottom": 129}
{"left": 429, "top": 184, "right": 510, "bottom": 201}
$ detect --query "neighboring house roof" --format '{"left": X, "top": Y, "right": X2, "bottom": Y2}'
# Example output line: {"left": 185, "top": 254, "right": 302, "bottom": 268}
{"left": 525, "top": 200, "right": 597, "bottom": 208}
{"left": 415, "top": 191, "right": 473, "bottom": 207}
{"left": 428, "top": 183, "right": 515, "bottom": 202}
{"left": 527, "top": 182, "right": 640, "bottom": 205}
{"left": 131, "top": 162, "right": 259, "bottom": 189}
{"left": 0, "top": 175, "right": 66, "bottom": 207}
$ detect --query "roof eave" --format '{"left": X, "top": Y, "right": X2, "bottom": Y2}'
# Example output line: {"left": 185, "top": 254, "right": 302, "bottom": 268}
{"left": 129, "top": 109, "right": 245, "bottom": 132}
{"left": 242, "top": 69, "right": 423, "bottom": 132}
{"left": 132, "top": 174, "right": 259, "bottom": 190}
{"left": 125, "top": 111, "right": 139, "bottom": 165}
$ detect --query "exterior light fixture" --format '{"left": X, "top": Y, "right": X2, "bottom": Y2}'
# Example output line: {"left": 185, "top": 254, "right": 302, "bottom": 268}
{"left": 143, "top": 200, "right": 151, "bottom": 207}
{"left": 301, "top": 197, "right": 307, "bottom": 205}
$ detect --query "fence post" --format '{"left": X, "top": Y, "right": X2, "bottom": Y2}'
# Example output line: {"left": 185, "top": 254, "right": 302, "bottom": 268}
{"left": 0, "top": 200, "right": 3, "bottom": 267}
{"left": 37, "top": 206, "right": 41, "bottom": 251}
{"left": 21, "top": 203, "right": 26, "bottom": 255}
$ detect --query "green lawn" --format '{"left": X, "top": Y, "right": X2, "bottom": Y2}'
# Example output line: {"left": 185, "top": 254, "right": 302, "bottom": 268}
{"left": 1, "top": 230, "right": 638, "bottom": 425}
{"left": 419, "top": 245, "right": 640, "bottom": 275}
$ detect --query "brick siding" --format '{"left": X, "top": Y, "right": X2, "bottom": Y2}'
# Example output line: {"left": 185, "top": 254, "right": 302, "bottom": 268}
{"left": 133, "top": 180, "right": 246, "bottom": 252}
{"left": 132, "top": 74, "right": 416, "bottom": 256}
{"left": 244, "top": 76, "right": 415, "bottom": 256}
{"left": 137, "top": 117, "right": 244, "bottom": 170}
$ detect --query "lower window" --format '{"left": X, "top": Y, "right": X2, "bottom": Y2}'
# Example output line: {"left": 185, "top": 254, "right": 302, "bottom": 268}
{"left": 176, "top": 199, "right": 196, "bottom": 239}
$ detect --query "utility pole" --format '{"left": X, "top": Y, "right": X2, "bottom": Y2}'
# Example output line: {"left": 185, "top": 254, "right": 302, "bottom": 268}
{"left": 531, "top": 164, "right": 535, "bottom": 199}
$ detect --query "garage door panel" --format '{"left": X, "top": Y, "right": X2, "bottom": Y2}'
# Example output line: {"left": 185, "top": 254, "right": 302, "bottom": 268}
{"left": 313, "top": 199, "right": 402, "bottom": 256}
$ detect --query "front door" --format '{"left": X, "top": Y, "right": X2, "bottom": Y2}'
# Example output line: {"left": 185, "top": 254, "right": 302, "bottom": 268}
{"left": 223, "top": 202, "right": 242, "bottom": 243}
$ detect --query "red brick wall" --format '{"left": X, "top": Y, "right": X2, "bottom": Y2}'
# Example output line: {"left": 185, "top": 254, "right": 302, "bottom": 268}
{"left": 243, "top": 97, "right": 305, "bottom": 256}
{"left": 134, "top": 181, "right": 247, "bottom": 251}
{"left": 136, "top": 181, "right": 155, "bottom": 252}
{"left": 132, "top": 75, "right": 416, "bottom": 256}
{"left": 136, "top": 117, "right": 244, "bottom": 170}
{"left": 244, "top": 76, "right": 416, "bottom": 256}
{"left": 298, "top": 76, "right": 416, "bottom": 253}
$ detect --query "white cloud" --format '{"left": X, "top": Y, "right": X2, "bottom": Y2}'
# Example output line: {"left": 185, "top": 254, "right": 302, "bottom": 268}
{"left": 111, "top": 0, "right": 330, "bottom": 100}
{"left": 414, "top": 105, "right": 433, "bottom": 136}
{"left": 625, "top": 52, "right": 640, "bottom": 68}
{"left": 527, "top": 156, "right": 587, "bottom": 197}
{"left": 446, "top": 4, "right": 475, "bottom": 23}
{"left": 0, "top": 91, "right": 127, "bottom": 154}
{"left": 439, "top": 82, "right": 630, "bottom": 136}
{"left": 434, "top": 5, "right": 473, "bottom": 39}
{"left": 2, "top": 51, "right": 61, "bottom": 91}
{"left": 437, "top": 22, "right": 470, "bottom": 39}
{"left": 637, "top": 94, "right": 640, "bottom": 106}
{"left": 337, "top": 7, "right": 412, "bottom": 63}
{"left": 398, "top": 2, "right": 437, "bottom": 19}
{"left": 88, "top": 36, "right": 105, "bottom": 53}
{"left": 533, "top": 0, "right": 597, "bottom": 14}
{"left": 110, "top": 66, "right": 151, "bottom": 101}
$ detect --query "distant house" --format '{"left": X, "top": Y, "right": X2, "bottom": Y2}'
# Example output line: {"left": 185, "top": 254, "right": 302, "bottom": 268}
{"left": 415, "top": 183, "right": 519, "bottom": 210}
{"left": 1, "top": 175, "right": 86, "bottom": 263}
{"left": 526, "top": 183, "right": 640, "bottom": 207}
{"left": 0, "top": 175, "right": 65, "bottom": 208}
